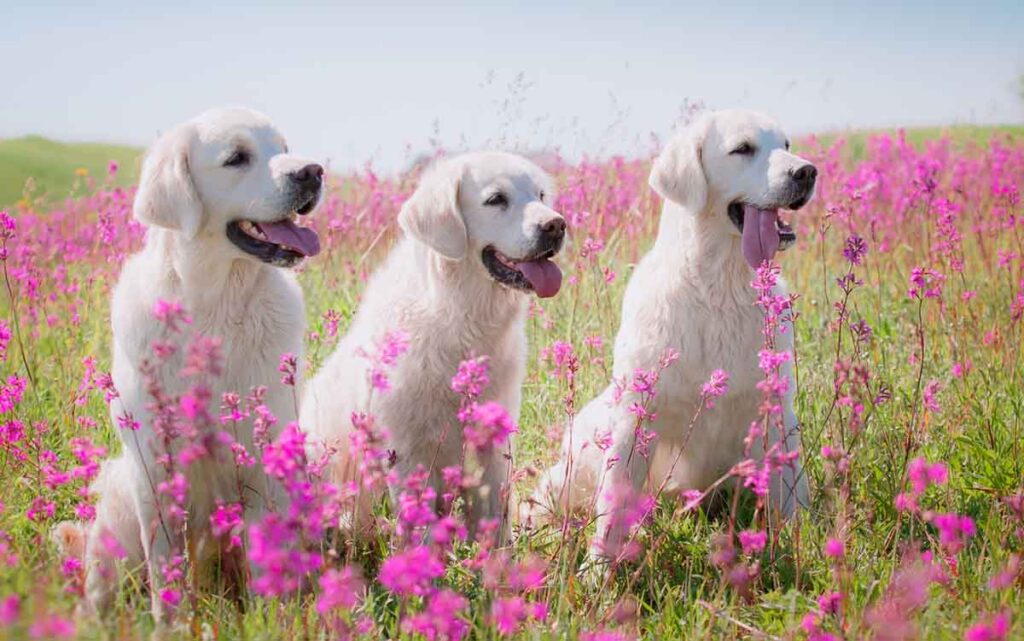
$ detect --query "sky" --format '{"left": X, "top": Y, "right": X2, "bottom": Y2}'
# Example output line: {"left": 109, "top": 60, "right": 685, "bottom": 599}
{"left": 2, "top": 0, "right": 1022, "bottom": 173}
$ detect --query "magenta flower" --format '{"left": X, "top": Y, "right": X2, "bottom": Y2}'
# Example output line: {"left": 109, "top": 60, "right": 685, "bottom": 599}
{"left": 379, "top": 546, "right": 445, "bottom": 596}
{"left": 824, "top": 538, "right": 845, "bottom": 559}
{"left": 964, "top": 611, "right": 1011, "bottom": 641}
{"left": 843, "top": 234, "right": 868, "bottom": 265}
{"left": 451, "top": 355, "right": 491, "bottom": 399}
{"left": 700, "top": 369, "right": 730, "bottom": 407}
{"left": 462, "top": 401, "right": 517, "bottom": 451}
{"left": 317, "top": 566, "right": 364, "bottom": 613}
{"left": 738, "top": 529, "right": 767, "bottom": 555}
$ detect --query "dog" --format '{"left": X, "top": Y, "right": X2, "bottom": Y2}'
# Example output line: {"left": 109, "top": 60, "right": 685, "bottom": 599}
{"left": 301, "top": 151, "right": 565, "bottom": 541}
{"left": 54, "top": 107, "right": 323, "bottom": 621}
{"left": 527, "top": 109, "right": 814, "bottom": 560}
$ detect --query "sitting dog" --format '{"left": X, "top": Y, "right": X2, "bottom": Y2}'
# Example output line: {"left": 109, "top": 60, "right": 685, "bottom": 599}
{"left": 302, "top": 151, "right": 565, "bottom": 541}
{"left": 55, "top": 107, "right": 323, "bottom": 620}
{"left": 528, "top": 109, "right": 814, "bottom": 559}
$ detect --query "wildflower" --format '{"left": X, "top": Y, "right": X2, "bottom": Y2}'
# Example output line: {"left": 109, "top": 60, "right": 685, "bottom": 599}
{"left": 738, "top": 529, "right": 767, "bottom": 555}
{"left": 451, "top": 355, "right": 490, "bottom": 399}
{"left": 362, "top": 329, "right": 411, "bottom": 392}
{"left": 152, "top": 298, "right": 191, "bottom": 332}
{"left": 0, "top": 594, "right": 19, "bottom": 626}
{"left": 922, "top": 379, "right": 943, "bottom": 412}
{"left": 930, "top": 513, "right": 976, "bottom": 554}
{"left": 379, "top": 546, "right": 444, "bottom": 596}
{"left": 278, "top": 352, "right": 298, "bottom": 386}
{"left": 210, "top": 502, "right": 244, "bottom": 550}
{"left": 701, "top": 369, "right": 730, "bottom": 407}
{"left": 907, "top": 266, "right": 945, "bottom": 300}
{"left": 964, "top": 611, "right": 1010, "bottom": 641}
{"left": 824, "top": 538, "right": 845, "bottom": 560}
{"left": 492, "top": 596, "right": 547, "bottom": 636}
{"left": 317, "top": 566, "right": 364, "bottom": 613}
{"left": 843, "top": 234, "right": 867, "bottom": 265}
{"left": 28, "top": 614, "right": 75, "bottom": 639}
{"left": 463, "top": 401, "right": 517, "bottom": 451}
{"left": 401, "top": 589, "right": 469, "bottom": 641}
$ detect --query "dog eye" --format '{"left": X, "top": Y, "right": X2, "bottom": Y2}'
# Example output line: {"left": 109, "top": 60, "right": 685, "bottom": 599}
{"left": 223, "top": 150, "right": 251, "bottom": 168}
{"left": 730, "top": 143, "right": 756, "bottom": 156}
{"left": 539, "top": 191, "right": 546, "bottom": 202}
{"left": 785, "top": 140, "right": 791, "bottom": 151}
{"left": 484, "top": 192, "right": 508, "bottom": 208}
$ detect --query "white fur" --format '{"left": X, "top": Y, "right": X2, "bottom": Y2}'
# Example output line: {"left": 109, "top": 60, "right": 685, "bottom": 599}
{"left": 528, "top": 109, "right": 813, "bottom": 558}
{"left": 74, "top": 108, "right": 321, "bottom": 620}
{"left": 301, "top": 151, "right": 564, "bottom": 541}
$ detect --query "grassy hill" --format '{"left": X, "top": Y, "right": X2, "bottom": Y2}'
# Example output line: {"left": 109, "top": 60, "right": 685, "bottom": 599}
{"left": 810, "top": 123, "right": 1024, "bottom": 160}
{"left": 0, "top": 135, "right": 141, "bottom": 207}
{"left": 1, "top": 124, "right": 1022, "bottom": 208}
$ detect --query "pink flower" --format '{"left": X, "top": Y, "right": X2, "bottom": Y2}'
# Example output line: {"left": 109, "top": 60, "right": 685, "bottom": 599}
{"left": 738, "top": 529, "right": 767, "bottom": 555}
{"left": 278, "top": 352, "right": 298, "bottom": 386}
{"left": 824, "top": 538, "right": 845, "bottom": 559}
{"left": 463, "top": 401, "right": 517, "bottom": 451}
{"left": 843, "top": 234, "right": 868, "bottom": 265}
{"left": 210, "top": 502, "right": 244, "bottom": 549}
{"left": 451, "top": 355, "right": 490, "bottom": 399}
{"left": 700, "top": 369, "right": 730, "bottom": 407}
{"left": 379, "top": 546, "right": 445, "bottom": 596}
{"left": 0, "top": 594, "right": 19, "bottom": 626}
{"left": 930, "top": 512, "right": 976, "bottom": 554}
{"left": 818, "top": 591, "right": 843, "bottom": 615}
{"left": 964, "top": 611, "right": 1011, "bottom": 641}
{"left": 28, "top": 614, "right": 74, "bottom": 639}
{"left": 151, "top": 298, "right": 191, "bottom": 332}
{"left": 317, "top": 567, "right": 364, "bottom": 613}
{"left": 401, "top": 589, "right": 469, "bottom": 641}
{"left": 922, "top": 379, "right": 943, "bottom": 413}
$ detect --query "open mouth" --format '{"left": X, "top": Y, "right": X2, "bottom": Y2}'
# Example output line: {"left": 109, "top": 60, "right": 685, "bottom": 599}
{"left": 226, "top": 215, "right": 322, "bottom": 268}
{"left": 481, "top": 246, "right": 563, "bottom": 298}
{"left": 727, "top": 201, "right": 798, "bottom": 269}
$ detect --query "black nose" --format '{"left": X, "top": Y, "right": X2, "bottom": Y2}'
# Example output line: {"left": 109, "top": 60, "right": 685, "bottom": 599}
{"left": 291, "top": 163, "right": 324, "bottom": 189}
{"left": 540, "top": 217, "right": 566, "bottom": 242}
{"left": 791, "top": 164, "right": 818, "bottom": 187}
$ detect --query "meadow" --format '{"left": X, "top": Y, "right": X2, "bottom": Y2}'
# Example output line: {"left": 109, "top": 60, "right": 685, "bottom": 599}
{"left": 0, "top": 124, "right": 1022, "bottom": 640}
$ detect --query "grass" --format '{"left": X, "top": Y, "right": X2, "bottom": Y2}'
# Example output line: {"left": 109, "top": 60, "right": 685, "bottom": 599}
{"left": 0, "top": 123, "right": 1022, "bottom": 640}
{"left": 0, "top": 136, "right": 141, "bottom": 207}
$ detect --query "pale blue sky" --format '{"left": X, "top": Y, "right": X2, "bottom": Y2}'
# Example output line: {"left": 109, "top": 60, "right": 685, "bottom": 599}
{"left": 2, "top": 0, "right": 1022, "bottom": 172}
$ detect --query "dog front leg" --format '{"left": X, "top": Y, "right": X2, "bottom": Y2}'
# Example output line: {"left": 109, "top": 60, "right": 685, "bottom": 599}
{"left": 770, "top": 390, "right": 809, "bottom": 518}
{"left": 466, "top": 445, "right": 513, "bottom": 545}
{"left": 590, "top": 420, "right": 653, "bottom": 565}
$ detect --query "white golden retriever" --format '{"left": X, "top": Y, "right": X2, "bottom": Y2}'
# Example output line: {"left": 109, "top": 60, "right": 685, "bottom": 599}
{"left": 54, "top": 107, "right": 323, "bottom": 620}
{"left": 527, "top": 109, "right": 814, "bottom": 559}
{"left": 302, "top": 151, "right": 565, "bottom": 540}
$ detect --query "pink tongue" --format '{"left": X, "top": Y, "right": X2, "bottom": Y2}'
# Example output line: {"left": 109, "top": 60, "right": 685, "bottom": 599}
{"left": 256, "top": 220, "right": 321, "bottom": 257}
{"left": 515, "top": 258, "right": 563, "bottom": 298}
{"left": 741, "top": 205, "right": 780, "bottom": 269}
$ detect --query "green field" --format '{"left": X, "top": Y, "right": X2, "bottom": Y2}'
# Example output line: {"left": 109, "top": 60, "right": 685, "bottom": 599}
{"left": 0, "top": 136, "right": 141, "bottom": 207}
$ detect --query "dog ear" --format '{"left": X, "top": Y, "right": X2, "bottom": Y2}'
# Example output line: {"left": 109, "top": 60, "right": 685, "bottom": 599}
{"left": 398, "top": 159, "right": 467, "bottom": 261}
{"left": 649, "top": 115, "right": 709, "bottom": 213}
{"left": 133, "top": 123, "right": 203, "bottom": 237}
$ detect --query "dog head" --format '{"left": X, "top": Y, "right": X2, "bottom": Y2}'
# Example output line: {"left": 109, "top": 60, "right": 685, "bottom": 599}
{"left": 133, "top": 107, "right": 323, "bottom": 268}
{"left": 398, "top": 151, "right": 566, "bottom": 298}
{"left": 649, "top": 109, "right": 817, "bottom": 268}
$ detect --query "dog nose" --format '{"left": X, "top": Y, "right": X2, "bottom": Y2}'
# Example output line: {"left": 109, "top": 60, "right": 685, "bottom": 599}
{"left": 540, "top": 217, "right": 566, "bottom": 241}
{"left": 791, "top": 164, "right": 818, "bottom": 187}
{"left": 291, "top": 163, "right": 324, "bottom": 189}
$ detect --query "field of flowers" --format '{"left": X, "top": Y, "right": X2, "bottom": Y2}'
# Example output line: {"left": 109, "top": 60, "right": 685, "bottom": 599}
{"left": 0, "top": 128, "right": 1022, "bottom": 640}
